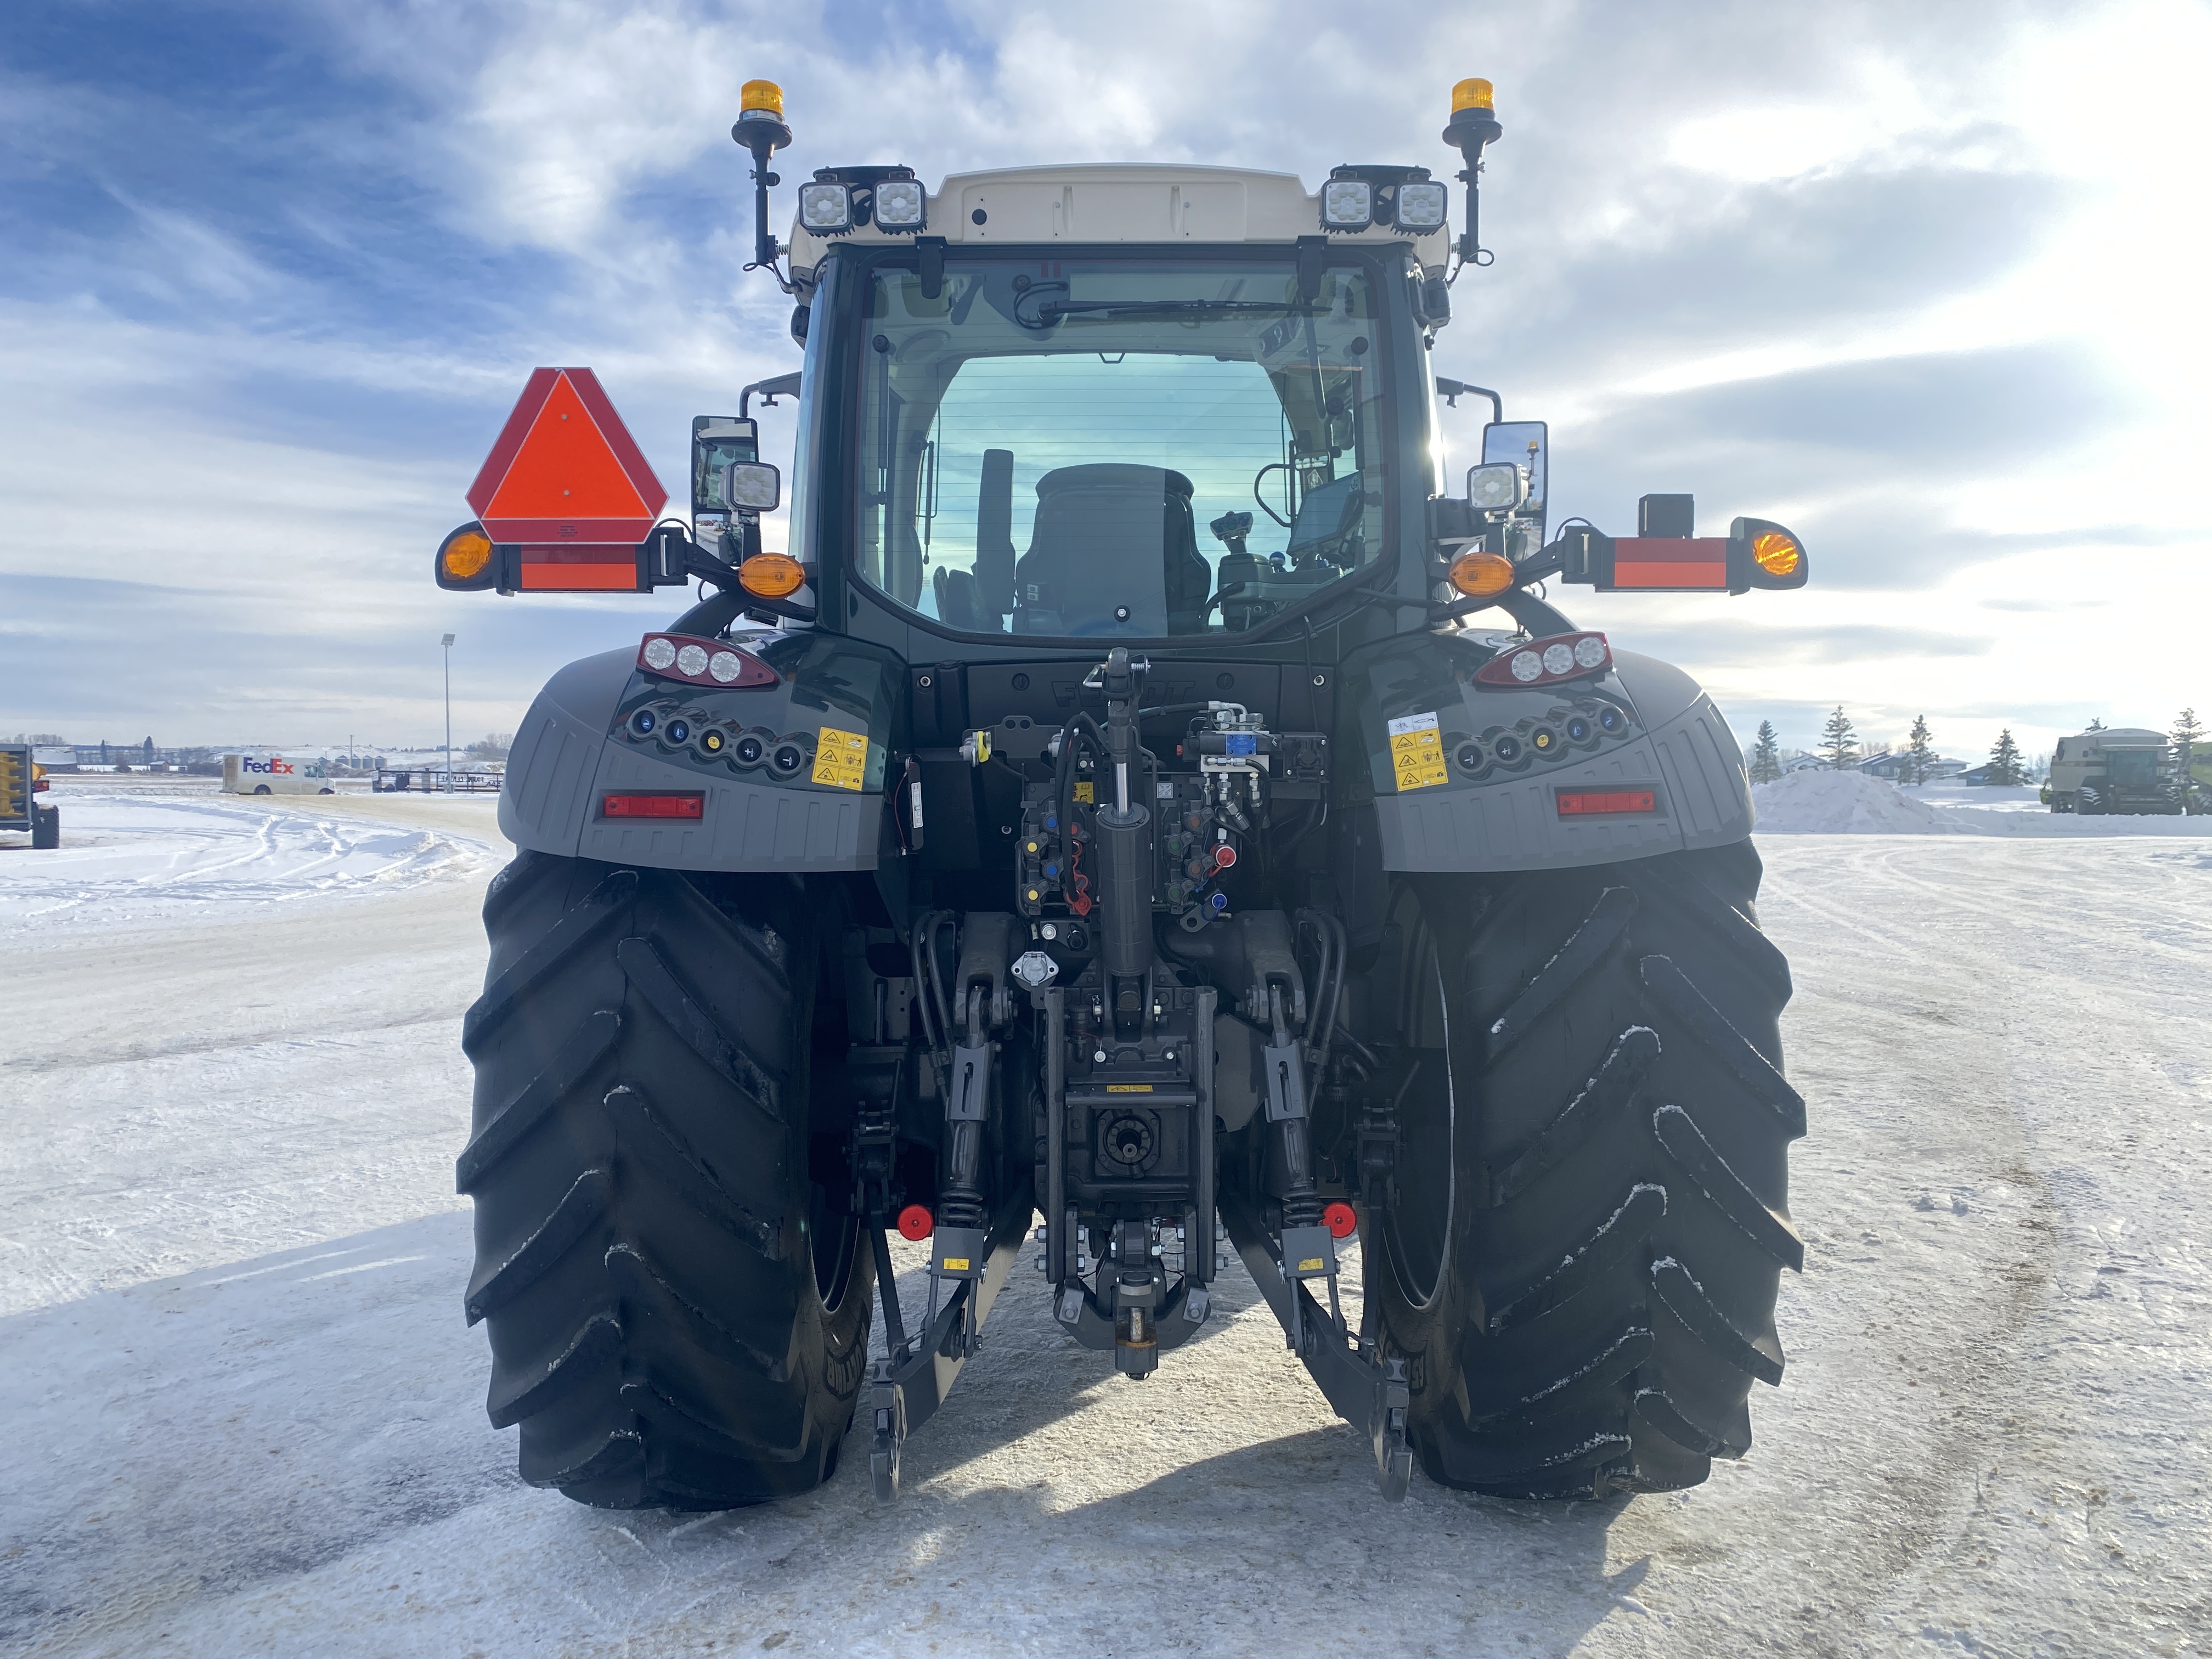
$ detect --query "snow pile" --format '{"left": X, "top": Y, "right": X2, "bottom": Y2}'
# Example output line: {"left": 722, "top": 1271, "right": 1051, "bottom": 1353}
{"left": 1754, "top": 769, "right": 1956, "bottom": 833}
{"left": 1753, "top": 769, "right": 2212, "bottom": 837}
{"left": 0, "top": 791, "right": 498, "bottom": 934}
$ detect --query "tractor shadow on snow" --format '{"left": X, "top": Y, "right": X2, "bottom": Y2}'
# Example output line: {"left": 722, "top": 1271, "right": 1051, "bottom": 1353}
{"left": 2, "top": 1212, "right": 1640, "bottom": 1654}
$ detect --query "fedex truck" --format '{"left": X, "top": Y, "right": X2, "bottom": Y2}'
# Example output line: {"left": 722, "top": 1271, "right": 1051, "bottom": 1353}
{"left": 222, "top": 753, "right": 335, "bottom": 796}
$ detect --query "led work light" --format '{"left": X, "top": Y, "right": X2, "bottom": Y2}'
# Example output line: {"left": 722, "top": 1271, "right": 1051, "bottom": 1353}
{"left": 799, "top": 182, "right": 852, "bottom": 234}
{"left": 1395, "top": 180, "right": 1448, "bottom": 233}
{"left": 873, "top": 178, "right": 926, "bottom": 230}
{"left": 1321, "top": 178, "right": 1373, "bottom": 231}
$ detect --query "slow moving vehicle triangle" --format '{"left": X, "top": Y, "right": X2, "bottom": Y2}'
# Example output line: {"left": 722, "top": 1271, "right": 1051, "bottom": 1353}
{"left": 469, "top": 368, "right": 666, "bottom": 538}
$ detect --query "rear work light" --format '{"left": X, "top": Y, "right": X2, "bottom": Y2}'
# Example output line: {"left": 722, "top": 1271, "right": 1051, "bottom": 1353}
{"left": 636, "top": 633, "right": 778, "bottom": 689}
{"left": 602, "top": 792, "right": 704, "bottom": 820}
{"left": 1556, "top": 788, "right": 1657, "bottom": 817}
{"left": 1474, "top": 631, "right": 1611, "bottom": 689}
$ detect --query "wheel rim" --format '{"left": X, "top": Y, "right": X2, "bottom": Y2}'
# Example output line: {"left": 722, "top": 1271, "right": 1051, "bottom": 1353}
{"left": 1385, "top": 910, "right": 1454, "bottom": 1308}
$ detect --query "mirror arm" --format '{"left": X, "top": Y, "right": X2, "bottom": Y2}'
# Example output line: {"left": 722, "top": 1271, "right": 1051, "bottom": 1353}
{"left": 1435, "top": 377, "right": 1503, "bottom": 422}
{"left": 741, "top": 373, "right": 803, "bottom": 419}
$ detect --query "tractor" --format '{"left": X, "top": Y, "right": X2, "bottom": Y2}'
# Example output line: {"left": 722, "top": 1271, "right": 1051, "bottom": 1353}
{"left": 435, "top": 77, "right": 1810, "bottom": 1509}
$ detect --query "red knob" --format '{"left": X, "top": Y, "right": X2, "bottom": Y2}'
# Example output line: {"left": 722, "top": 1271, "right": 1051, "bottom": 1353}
{"left": 1323, "top": 1201, "right": 1357, "bottom": 1239}
{"left": 1212, "top": 843, "right": 1238, "bottom": 869}
{"left": 896, "top": 1204, "right": 934, "bottom": 1241}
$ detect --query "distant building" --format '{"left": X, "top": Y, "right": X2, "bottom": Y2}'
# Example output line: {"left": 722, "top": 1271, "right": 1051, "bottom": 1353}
{"left": 1860, "top": 752, "right": 1968, "bottom": 782}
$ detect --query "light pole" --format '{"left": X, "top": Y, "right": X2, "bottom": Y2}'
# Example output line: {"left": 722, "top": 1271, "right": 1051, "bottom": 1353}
{"left": 442, "top": 633, "right": 455, "bottom": 792}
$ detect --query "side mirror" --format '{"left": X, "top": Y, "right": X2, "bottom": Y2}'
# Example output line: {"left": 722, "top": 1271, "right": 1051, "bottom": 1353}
{"left": 1480, "top": 420, "right": 1547, "bottom": 518}
{"left": 691, "top": 415, "right": 761, "bottom": 515}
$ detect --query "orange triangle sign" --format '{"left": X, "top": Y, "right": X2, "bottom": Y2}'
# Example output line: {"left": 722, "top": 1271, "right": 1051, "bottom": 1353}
{"left": 467, "top": 368, "right": 668, "bottom": 543}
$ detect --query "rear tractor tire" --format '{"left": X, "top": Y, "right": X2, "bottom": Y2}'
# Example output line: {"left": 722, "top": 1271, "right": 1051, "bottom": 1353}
{"left": 458, "top": 852, "right": 872, "bottom": 1508}
{"left": 1364, "top": 839, "right": 1803, "bottom": 1499}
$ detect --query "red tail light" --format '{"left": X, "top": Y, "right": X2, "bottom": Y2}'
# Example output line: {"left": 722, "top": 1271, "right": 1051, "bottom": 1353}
{"left": 1475, "top": 631, "right": 1612, "bottom": 689}
{"left": 1556, "top": 788, "right": 1657, "bottom": 817}
{"left": 601, "top": 792, "right": 704, "bottom": 819}
{"left": 636, "top": 633, "right": 778, "bottom": 689}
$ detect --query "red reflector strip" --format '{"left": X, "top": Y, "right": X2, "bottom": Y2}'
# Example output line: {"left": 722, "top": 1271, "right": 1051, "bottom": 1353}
{"left": 1612, "top": 560, "right": 1726, "bottom": 589}
{"left": 518, "top": 544, "right": 645, "bottom": 592}
{"left": 1607, "top": 538, "right": 1729, "bottom": 590}
{"left": 602, "top": 792, "right": 704, "bottom": 819}
{"left": 1556, "top": 789, "right": 1657, "bottom": 817}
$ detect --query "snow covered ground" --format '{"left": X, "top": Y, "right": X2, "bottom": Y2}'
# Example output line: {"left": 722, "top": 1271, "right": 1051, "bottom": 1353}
{"left": 0, "top": 787, "right": 492, "bottom": 935}
{"left": 4, "top": 780, "right": 2208, "bottom": 1656}
{"left": 1754, "top": 769, "right": 2209, "bottom": 837}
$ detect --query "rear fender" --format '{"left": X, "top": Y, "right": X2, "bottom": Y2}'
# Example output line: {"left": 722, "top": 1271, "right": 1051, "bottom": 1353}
{"left": 500, "top": 633, "right": 909, "bottom": 872}
{"left": 1335, "top": 633, "right": 1751, "bottom": 874}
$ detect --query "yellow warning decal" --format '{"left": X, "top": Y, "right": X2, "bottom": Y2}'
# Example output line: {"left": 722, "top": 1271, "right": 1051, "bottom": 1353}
{"left": 1387, "top": 711, "right": 1448, "bottom": 792}
{"left": 1073, "top": 780, "right": 1094, "bottom": 803}
{"left": 941, "top": 1257, "right": 970, "bottom": 1271}
{"left": 1105, "top": 1084, "right": 1154, "bottom": 1093}
{"left": 811, "top": 725, "right": 870, "bottom": 791}
{"left": 1297, "top": 1257, "right": 1327, "bottom": 1273}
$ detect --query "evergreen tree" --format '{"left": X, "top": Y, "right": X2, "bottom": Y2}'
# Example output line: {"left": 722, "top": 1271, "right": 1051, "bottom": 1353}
{"left": 2174, "top": 707, "right": 2205, "bottom": 810}
{"left": 1902, "top": 714, "right": 1936, "bottom": 786}
{"left": 1749, "top": 720, "right": 1782, "bottom": 784}
{"left": 1819, "top": 706, "right": 1858, "bottom": 771}
{"left": 1987, "top": 728, "right": 2026, "bottom": 786}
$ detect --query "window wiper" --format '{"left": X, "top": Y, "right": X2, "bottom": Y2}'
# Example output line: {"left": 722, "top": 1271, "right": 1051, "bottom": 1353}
{"left": 1022, "top": 298, "right": 1307, "bottom": 328}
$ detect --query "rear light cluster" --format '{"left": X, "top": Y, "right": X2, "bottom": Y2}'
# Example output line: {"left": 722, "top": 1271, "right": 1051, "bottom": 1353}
{"left": 636, "top": 633, "right": 778, "bottom": 689}
{"left": 1474, "top": 631, "right": 1611, "bottom": 689}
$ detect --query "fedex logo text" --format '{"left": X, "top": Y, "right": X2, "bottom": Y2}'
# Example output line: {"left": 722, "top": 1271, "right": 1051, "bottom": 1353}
{"left": 241, "top": 757, "right": 296, "bottom": 775}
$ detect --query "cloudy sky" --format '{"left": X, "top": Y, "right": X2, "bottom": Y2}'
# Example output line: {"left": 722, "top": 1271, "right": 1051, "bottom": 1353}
{"left": 3, "top": 0, "right": 2206, "bottom": 762}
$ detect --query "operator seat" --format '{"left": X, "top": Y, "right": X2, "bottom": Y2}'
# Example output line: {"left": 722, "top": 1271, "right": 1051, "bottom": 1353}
{"left": 1013, "top": 465, "right": 1211, "bottom": 635}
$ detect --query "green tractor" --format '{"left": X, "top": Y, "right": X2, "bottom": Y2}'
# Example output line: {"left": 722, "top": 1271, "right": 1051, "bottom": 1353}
{"left": 436, "top": 77, "right": 1811, "bottom": 1509}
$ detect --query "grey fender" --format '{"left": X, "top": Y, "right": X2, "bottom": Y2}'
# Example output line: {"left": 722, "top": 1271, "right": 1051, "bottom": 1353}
{"left": 499, "top": 649, "right": 634, "bottom": 857}
{"left": 1343, "top": 634, "right": 1753, "bottom": 874}
{"left": 499, "top": 637, "right": 903, "bottom": 872}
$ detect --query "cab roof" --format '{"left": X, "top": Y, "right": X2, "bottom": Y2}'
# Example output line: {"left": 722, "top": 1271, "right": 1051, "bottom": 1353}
{"left": 786, "top": 163, "right": 1450, "bottom": 275}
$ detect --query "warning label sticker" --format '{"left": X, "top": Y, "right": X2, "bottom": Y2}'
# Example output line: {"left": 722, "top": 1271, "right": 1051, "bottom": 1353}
{"left": 812, "top": 726, "right": 870, "bottom": 791}
{"left": 1387, "top": 711, "right": 1448, "bottom": 792}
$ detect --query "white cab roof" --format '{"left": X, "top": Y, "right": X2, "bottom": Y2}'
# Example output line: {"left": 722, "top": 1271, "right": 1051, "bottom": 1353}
{"left": 787, "top": 163, "right": 1448, "bottom": 274}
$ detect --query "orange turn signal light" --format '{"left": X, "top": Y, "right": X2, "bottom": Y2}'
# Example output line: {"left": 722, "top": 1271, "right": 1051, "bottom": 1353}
{"left": 441, "top": 528, "right": 492, "bottom": 579}
{"left": 1446, "top": 550, "right": 1516, "bottom": 598}
{"left": 1752, "top": 531, "right": 1801, "bottom": 578}
{"left": 738, "top": 552, "right": 806, "bottom": 599}
{"left": 435, "top": 522, "right": 500, "bottom": 591}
